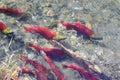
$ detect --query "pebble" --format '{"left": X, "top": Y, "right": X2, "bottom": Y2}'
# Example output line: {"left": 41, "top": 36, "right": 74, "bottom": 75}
{"left": 0, "top": 2, "right": 6, "bottom": 7}
{"left": 27, "top": 53, "right": 35, "bottom": 59}
{"left": 76, "top": 50, "right": 87, "bottom": 59}
{"left": 45, "top": 2, "right": 52, "bottom": 7}
{"left": 8, "top": 18, "right": 17, "bottom": 24}
{"left": 46, "top": 9, "right": 55, "bottom": 17}
{"left": 94, "top": 47, "right": 103, "bottom": 56}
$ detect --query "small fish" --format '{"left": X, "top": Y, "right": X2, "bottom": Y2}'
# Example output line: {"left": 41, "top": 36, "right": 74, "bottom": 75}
{"left": 20, "top": 67, "right": 47, "bottom": 80}
{"left": 0, "top": 22, "right": 13, "bottom": 34}
{"left": 0, "top": 7, "right": 25, "bottom": 15}
{"left": 62, "top": 64, "right": 100, "bottom": 80}
{"left": 61, "top": 21, "right": 103, "bottom": 40}
{"left": 22, "top": 54, "right": 54, "bottom": 80}
{"left": 24, "top": 26, "right": 66, "bottom": 40}
{"left": 26, "top": 42, "right": 65, "bottom": 58}
{"left": 41, "top": 51, "right": 67, "bottom": 80}
{"left": 74, "top": 22, "right": 95, "bottom": 36}
{"left": 24, "top": 27, "right": 57, "bottom": 39}
{"left": 22, "top": 54, "right": 49, "bottom": 75}
{"left": 61, "top": 21, "right": 94, "bottom": 36}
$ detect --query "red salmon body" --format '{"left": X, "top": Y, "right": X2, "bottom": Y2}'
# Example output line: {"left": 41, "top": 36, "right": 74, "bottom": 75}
{"left": 63, "top": 64, "right": 100, "bottom": 80}
{"left": 20, "top": 67, "right": 47, "bottom": 80}
{"left": 6, "top": 7, "right": 25, "bottom": 15}
{"left": 0, "top": 7, "right": 6, "bottom": 12}
{"left": 0, "top": 7, "right": 25, "bottom": 15}
{"left": 28, "top": 42, "right": 64, "bottom": 58}
{"left": 60, "top": 21, "right": 75, "bottom": 29}
{"left": 22, "top": 54, "right": 49, "bottom": 75}
{"left": 24, "top": 27, "right": 57, "bottom": 39}
{"left": 43, "top": 48, "right": 65, "bottom": 58}
{"left": 0, "top": 22, "right": 8, "bottom": 31}
{"left": 61, "top": 21, "right": 95, "bottom": 37}
{"left": 74, "top": 23, "right": 94, "bottom": 36}
{"left": 44, "top": 56, "right": 67, "bottom": 80}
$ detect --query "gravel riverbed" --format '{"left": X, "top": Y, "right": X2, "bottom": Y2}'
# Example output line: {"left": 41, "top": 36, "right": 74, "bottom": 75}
{"left": 0, "top": 0, "right": 120, "bottom": 80}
